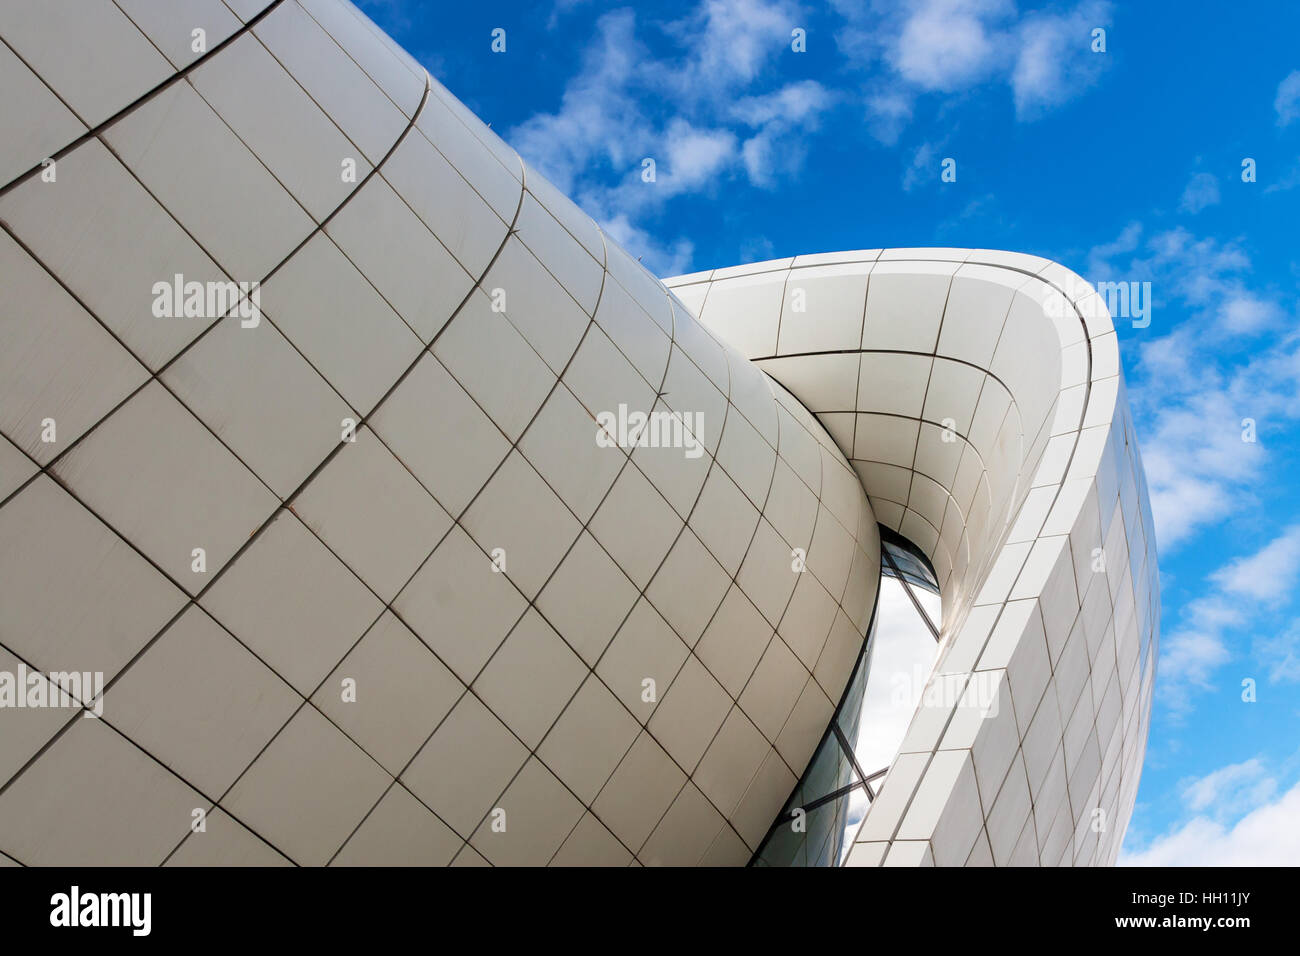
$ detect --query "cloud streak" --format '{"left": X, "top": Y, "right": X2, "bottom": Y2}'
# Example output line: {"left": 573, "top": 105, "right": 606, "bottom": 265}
{"left": 1276, "top": 69, "right": 1300, "bottom": 126}
{"left": 1179, "top": 172, "right": 1220, "bottom": 214}
{"left": 833, "top": 0, "right": 1111, "bottom": 134}
{"left": 507, "top": 0, "right": 1115, "bottom": 271}
{"left": 506, "top": 2, "right": 833, "bottom": 273}
{"left": 1157, "top": 523, "right": 1300, "bottom": 714}
{"left": 1091, "top": 224, "right": 1291, "bottom": 549}
{"left": 1122, "top": 762, "right": 1300, "bottom": 866}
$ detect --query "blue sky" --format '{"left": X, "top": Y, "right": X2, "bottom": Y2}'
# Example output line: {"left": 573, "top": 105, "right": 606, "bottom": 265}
{"left": 357, "top": 0, "right": 1300, "bottom": 864}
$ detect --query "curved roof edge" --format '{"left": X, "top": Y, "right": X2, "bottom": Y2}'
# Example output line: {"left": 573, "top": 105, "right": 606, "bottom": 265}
{"left": 667, "top": 250, "right": 1160, "bottom": 866}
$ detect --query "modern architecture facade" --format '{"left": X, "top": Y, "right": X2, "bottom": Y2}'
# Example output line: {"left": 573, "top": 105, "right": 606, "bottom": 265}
{"left": 0, "top": 0, "right": 1158, "bottom": 867}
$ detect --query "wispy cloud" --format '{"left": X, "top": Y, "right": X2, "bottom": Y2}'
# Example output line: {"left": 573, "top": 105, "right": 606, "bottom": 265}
{"left": 600, "top": 213, "right": 695, "bottom": 276}
{"left": 1275, "top": 69, "right": 1300, "bottom": 127}
{"left": 1158, "top": 524, "right": 1300, "bottom": 713}
{"left": 1255, "top": 622, "right": 1300, "bottom": 684}
{"left": 661, "top": 0, "right": 803, "bottom": 98}
{"left": 902, "top": 141, "right": 940, "bottom": 191}
{"left": 1180, "top": 757, "right": 1275, "bottom": 814}
{"left": 733, "top": 80, "right": 835, "bottom": 187}
{"left": 506, "top": 1, "right": 830, "bottom": 272}
{"left": 545, "top": 0, "right": 596, "bottom": 31}
{"left": 1211, "top": 523, "right": 1300, "bottom": 603}
{"left": 508, "top": 10, "right": 650, "bottom": 197}
{"left": 1136, "top": 375, "right": 1265, "bottom": 550}
{"left": 1010, "top": 2, "right": 1111, "bottom": 118}
{"left": 831, "top": 0, "right": 1111, "bottom": 135}
{"left": 1121, "top": 759, "right": 1300, "bottom": 865}
{"left": 1089, "top": 224, "right": 1292, "bottom": 548}
{"left": 1179, "top": 172, "right": 1220, "bottom": 214}
{"left": 888, "top": 0, "right": 1008, "bottom": 92}
{"left": 1085, "top": 220, "right": 1141, "bottom": 276}
{"left": 862, "top": 88, "right": 914, "bottom": 146}
{"left": 508, "top": 0, "right": 1115, "bottom": 270}
{"left": 1157, "top": 596, "right": 1236, "bottom": 714}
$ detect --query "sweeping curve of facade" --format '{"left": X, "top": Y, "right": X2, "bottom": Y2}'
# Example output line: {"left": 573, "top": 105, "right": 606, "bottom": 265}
{"left": 0, "top": 0, "right": 1156, "bottom": 867}
{"left": 667, "top": 253, "right": 1160, "bottom": 866}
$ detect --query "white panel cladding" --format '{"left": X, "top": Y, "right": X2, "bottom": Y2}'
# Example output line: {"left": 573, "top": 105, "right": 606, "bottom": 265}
{"left": 667, "top": 249, "right": 1159, "bottom": 867}
{"left": 1, "top": 0, "right": 1157, "bottom": 868}
{"left": 0, "top": 0, "right": 880, "bottom": 867}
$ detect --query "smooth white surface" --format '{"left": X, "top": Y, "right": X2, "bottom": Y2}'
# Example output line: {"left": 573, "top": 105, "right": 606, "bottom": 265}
{"left": 668, "top": 241, "right": 1160, "bottom": 867}
{"left": 0, "top": 0, "right": 1154, "bottom": 868}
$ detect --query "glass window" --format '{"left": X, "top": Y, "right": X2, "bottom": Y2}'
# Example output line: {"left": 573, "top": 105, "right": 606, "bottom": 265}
{"left": 749, "top": 527, "right": 941, "bottom": 866}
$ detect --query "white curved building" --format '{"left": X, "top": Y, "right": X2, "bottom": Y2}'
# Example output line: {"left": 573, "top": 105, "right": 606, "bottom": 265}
{"left": 669, "top": 255, "right": 1159, "bottom": 866}
{"left": 0, "top": 0, "right": 1157, "bottom": 867}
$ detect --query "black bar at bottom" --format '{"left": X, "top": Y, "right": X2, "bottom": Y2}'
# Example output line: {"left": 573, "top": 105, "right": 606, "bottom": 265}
{"left": 0, "top": 864, "right": 1284, "bottom": 942}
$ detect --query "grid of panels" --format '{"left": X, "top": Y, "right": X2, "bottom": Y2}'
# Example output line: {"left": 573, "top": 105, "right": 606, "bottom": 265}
{"left": 666, "top": 250, "right": 1160, "bottom": 866}
{"left": 753, "top": 531, "right": 941, "bottom": 866}
{"left": 0, "top": 0, "right": 882, "bottom": 866}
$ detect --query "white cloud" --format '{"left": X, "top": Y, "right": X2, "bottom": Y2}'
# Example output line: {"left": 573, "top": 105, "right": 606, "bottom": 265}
{"left": 731, "top": 80, "right": 832, "bottom": 126}
{"left": 902, "top": 142, "right": 939, "bottom": 191}
{"left": 1121, "top": 226, "right": 1251, "bottom": 309}
{"left": 1255, "top": 623, "right": 1300, "bottom": 684}
{"left": 1156, "top": 600, "right": 1234, "bottom": 714}
{"left": 1179, "top": 171, "right": 1220, "bottom": 214}
{"left": 1220, "top": 294, "right": 1283, "bottom": 334}
{"left": 663, "top": 0, "right": 802, "bottom": 96}
{"left": 830, "top": 0, "right": 1110, "bottom": 139}
{"left": 1157, "top": 524, "right": 1300, "bottom": 713}
{"left": 508, "top": 10, "right": 649, "bottom": 196}
{"left": 1087, "top": 223, "right": 1294, "bottom": 549}
{"left": 1275, "top": 69, "right": 1300, "bottom": 127}
{"left": 1179, "top": 757, "right": 1274, "bottom": 813}
{"left": 1121, "top": 776, "right": 1300, "bottom": 865}
{"left": 1264, "top": 158, "right": 1300, "bottom": 194}
{"left": 888, "top": 0, "right": 1009, "bottom": 92}
{"left": 863, "top": 88, "right": 914, "bottom": 145}
{"left": 1135, "top": 381, "right": 1264, "bottom": 549}
{"left": 1085, "top": 220, "right": 1141, "bottom": 276}
{"left": 658, "top": 120, "right": 737, "bottom": 197}
{"left": 546, "top": 0, "right": 595, "bottom": 30}
{"left": 1133, "top": 334, "right": 1293, "bottom": 550}
{"left": 1211, "top": 524, "right": 1300, "bottom": 602}
{"left": 509, "top": 0, "right": 1116, "bottom": 268}
{"left": 1011, "top": 2, "right": 1110, "bottom": 119}
{"left": 732, "top": 81, "right": 835, "bottom": 187}
{"left": 1139, "top": 329, "right": 1300, "bottom": 712}
{"left": 506, "top": 1, "right": 827, "bottom": 273}
{"left": 738, "top": 134, "right": 782, "bottom": 189}
{"left": 598, "top": 213, "right": 695, "bottom": 277}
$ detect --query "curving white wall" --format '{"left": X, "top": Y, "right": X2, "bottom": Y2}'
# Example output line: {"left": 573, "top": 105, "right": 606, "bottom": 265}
{"left": 667, "top": 249, "right": 1159, "bottom": 866}
{"left": 0, "top": 0, "right": 1155, "bottom": 868}
{"left": 0, "top": 0, "right": 880, "bottom": 867}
